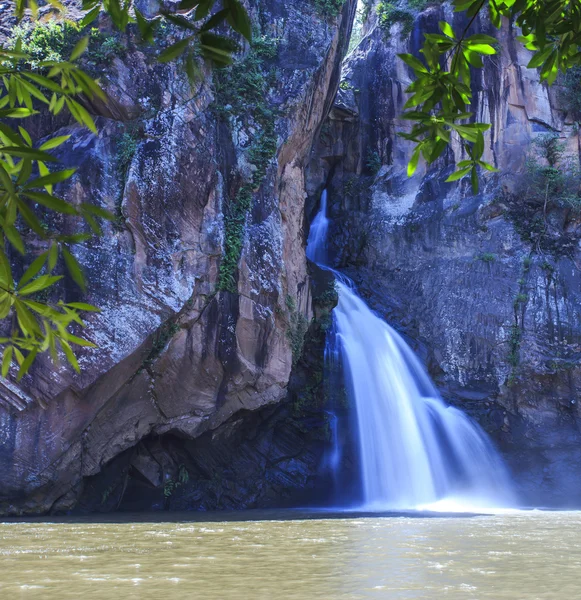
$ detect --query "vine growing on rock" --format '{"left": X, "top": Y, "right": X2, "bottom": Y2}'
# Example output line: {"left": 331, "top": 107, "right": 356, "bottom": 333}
{"left": 314, "top": 0, "right": 345, "bottom": 18}
{"left": 214, "top": 35, "right": 278, "bottom": 292}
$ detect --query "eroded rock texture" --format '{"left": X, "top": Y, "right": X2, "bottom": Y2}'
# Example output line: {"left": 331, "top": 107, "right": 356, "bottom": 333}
{"left": 0, "top": 0, "right": 356, "bottom": 514}
{"left": 308, "top": 1, "right": 581, "bottom": 506}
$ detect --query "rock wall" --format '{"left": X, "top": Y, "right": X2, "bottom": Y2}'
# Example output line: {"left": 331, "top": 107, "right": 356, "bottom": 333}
{"left": 0, "top": 0, "right": 356, "bottom": 514}
{"left": 308, "top": 1, "right": 581, "bottom": 506}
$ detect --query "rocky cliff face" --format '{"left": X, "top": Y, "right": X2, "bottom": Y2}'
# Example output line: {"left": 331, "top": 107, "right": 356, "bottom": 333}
{"left": 0, "top": 0, "right": 356, "bottom": 514}
{"left": 3, "top": 0, "right": 580, "bottom": 514}
{"left": 308, "top": 0, "right": 581, "bottom": 506}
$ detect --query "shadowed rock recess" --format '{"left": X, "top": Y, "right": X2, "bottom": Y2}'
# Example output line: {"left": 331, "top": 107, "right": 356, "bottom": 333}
{"left": 2, "top": 0, "right": 581, "bottom": 514}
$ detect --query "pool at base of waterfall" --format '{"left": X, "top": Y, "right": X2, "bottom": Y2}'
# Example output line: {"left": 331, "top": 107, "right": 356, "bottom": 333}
{"left": 1, "top": 510, "right": 580, "bottom": 599}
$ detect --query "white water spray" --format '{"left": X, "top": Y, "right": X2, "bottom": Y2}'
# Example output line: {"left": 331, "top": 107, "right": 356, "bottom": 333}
{"left": 308, "top": 191, "right": 515, "bottom": 510}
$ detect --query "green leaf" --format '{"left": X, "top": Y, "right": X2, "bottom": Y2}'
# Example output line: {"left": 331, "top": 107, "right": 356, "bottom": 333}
{"left": 39, "top": 135, "right": 71, "bottom": 151}
{"left": 17, "top": 348, "right": 38, "bottom": 380}
{"left": 471, "top": 166, "right": 479, "bottom": 194}
{"left": 0, "top": 294, "right": 11, "bottom": 319}
{"left": 0, "top": 249, "right": 14, "bottom": 291}
{"left": 163, "top": 12, "right": 199, "bottom": 31}
{"left": 66, "top": 302, "right": 100, "bottom": 312}
{"left": 62, "top": 247, "right": 86, "bottom": 291}
{"left": 80, "top": 5, "right": 100, "bottom": 28}
{"left": 527, "top": 44, "right": 554, "bottom": 69}
{"left": 158, "top": 38, "right": 192, "bottom": 63}
{"left": 19, "top": 275, "right": 62, "bottom": 296}
{"left": 0, "top": 108, "right": 37, "bottom": 119}
{"left": 24, "top": 192, "right": 78, "bottom": 215}
{"left": 225, "top": 0, "right": 252, "bottom": 42}
{"left": 23, "top": 169, "right": 76, "bottom": 189}
{"left": 80, "top": 203, "right": 115, "bottom": 220}
{"left": 5, "top": 226, "right": 25, "bottom": 255}
{"left": 18, "top": 126, "right": 32, "bottom": 146}
{"left": 64, "top": 98, "right": 97, "bottom": 134}
{"left": 2, "top": 345, "right": 13, "bottom": 378}
{"left": 474, "top": 130, "right": 485, "bottom": 159}
{"left": 135, "top": 9, "right": 155, "bottom": 44}
{"left": 195, "top": 0, "right": 214, "bottom": 21}
{"left": 14, "top": 300, "right": 41, "bottom": 337}
{"left": 465, "top": 34, "right": 497, "bottom": 45}
{"left": 64, "top": 333, "right": 96, "bottom": 348}
{"left": 398, "top": 53, "right": 427, "bottom": 73}
{"left": 466, "top": 43, "right": 496, "bottom": 55}
{"left": 439, "top": 21, "right": 455, "bottom": 39}
{"left": 19, "top": 252, "right": 48, "bottom": 288}
{"left": 70, "top": 36, "right": 90, "bottom": 61}
{"left": 408, "top": 145, "right": 421, "bottom": 177}
{"left": 48, "top": 243, "right": 58, "bottom": 271}
{"left": 478, "top": 160, "right": 499, "bottom": 172}
{"left": 201, "top": 8, "right": 229, "bottom": 32}
{"left": 446, "top": 166, "right": 472, "bottom": 182}
{"left": 0, "top": 146, "right": 59, "bottom": 162}
{"left": 59, "top": 340, "right": 79, "bottom": 373}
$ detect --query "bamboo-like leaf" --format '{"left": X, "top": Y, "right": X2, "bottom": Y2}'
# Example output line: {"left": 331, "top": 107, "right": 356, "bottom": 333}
{"left": 471, "top": 166, "right": 479, "bottom": 194}
{"left": 0, "top": 249, "right": 14, "bottom": 291}
{"left": 70, "top": 36, "right": 90, "bottom": 62}
{"left": 59, "top": 339, "right": 79, "bottom": 373}
{"left": 158, "top": 38, "right": 192, "bottom": 63}
{"left": 5, "top": 226, "right": 25, "bottom": 254}
{"left": 24, "top": 191, "right": 78, "bottom": 215}
{"left": 62, "top": 247, "right": 86, "bottom": 291}
{"left": 39, "top": 135, "right": 71, "bottom": 151}
{"left": 408, "top": 145, "right": 421, "bottom": 177}
{"left": 19, "top": 275, "right": 62, "bottom": 296}
{"left": 446, "top": 166, "right": 472, "bottom": 182}
{"left": 17, "top": 348, "right": 38, "bottom": 380}
{"left": 225, "top": 0, "right": 252, "bottom": 42}
{"left": 24, "top": 169, "right": 76, "bottom": 189}
{"left": 2, "top": 345, "right": 13, "bottom": 377}
{"left": 64, "top": 333, "right": 96, "bottom": 348}
{"left": 66, "top": 302, "right": 100, "bottom": 312}
{"left": 14, "top": 300, "right": 41, "bottom": 336}
{"left": 19, "top": 252, "right": 49, "bottom": 288}
{"left": 439, "top": 21, "right": 455, "bottom": 39}
{"left": 1, "top": 146, "right": 59, "bottom": 162}
{"left": 48, "top": 243, "right": 58, "bottom": 271}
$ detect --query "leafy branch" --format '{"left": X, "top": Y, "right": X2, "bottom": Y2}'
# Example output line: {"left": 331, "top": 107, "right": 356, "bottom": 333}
{"left": 399, "top": 0, "right": 581, "bottom": 191}
{"left": 0, "top": 0, "right": 252, "bottom": 384}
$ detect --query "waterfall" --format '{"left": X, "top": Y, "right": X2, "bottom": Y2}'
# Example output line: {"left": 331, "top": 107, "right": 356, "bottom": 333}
{"left": 306, "top": 189, "right": 330, "bottom": 265}
{"left": 308, "top": 191, "right": 515, "bottom": 510}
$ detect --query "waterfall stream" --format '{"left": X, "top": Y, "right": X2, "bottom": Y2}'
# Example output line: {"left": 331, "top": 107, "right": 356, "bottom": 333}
{"left": 308, "top": 191, "right": 515, "bottom": 510}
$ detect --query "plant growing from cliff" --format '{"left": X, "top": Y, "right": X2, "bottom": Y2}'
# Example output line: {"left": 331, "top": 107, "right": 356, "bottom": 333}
{"left": 314, "top": 0, "right": 345, "bottom": 18}
{"left": 366, "top": 150, "right": 382, "bottom": 175}
{"left": 0, "top": 0, "right": 252, "bottom": 381}
{"left": 397, "top": 0, "right": 581, "bottom": 194}
{"left": 214, "top": 37, "right": 278, "bottom": 292}
{"left": 287, "top": 308, "right": 310, "bottom": 366}
{"left": 377, "top": 1, "right": 416, "bottom": 38}
{"left": 514, "top": 134, "right": 581, "bottom": 242}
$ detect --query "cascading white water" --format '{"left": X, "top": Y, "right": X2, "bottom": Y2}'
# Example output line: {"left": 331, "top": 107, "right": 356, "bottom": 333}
{"left": 308, "top": 191, "right": 515, "bottom": 510}
{"left": 306, "top": 189, "right": 330, "bottom": 264}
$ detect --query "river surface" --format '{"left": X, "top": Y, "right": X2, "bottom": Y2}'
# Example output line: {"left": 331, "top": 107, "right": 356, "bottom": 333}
{"left": 1, "top": 509, "right": 579, "bottom": 599}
